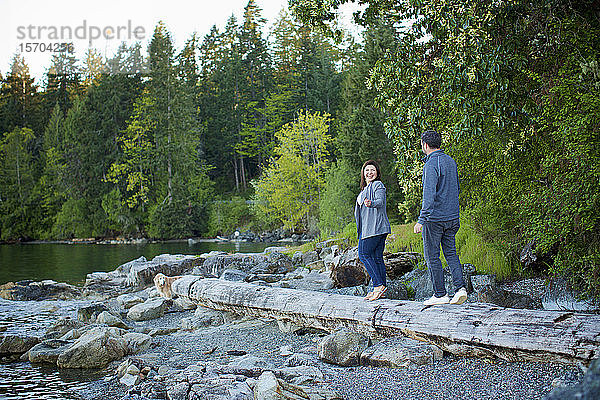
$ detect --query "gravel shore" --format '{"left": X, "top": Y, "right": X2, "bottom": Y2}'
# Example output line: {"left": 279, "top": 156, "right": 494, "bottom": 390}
{"left": 76, "top": 308, "right": 583, "bottom": 400}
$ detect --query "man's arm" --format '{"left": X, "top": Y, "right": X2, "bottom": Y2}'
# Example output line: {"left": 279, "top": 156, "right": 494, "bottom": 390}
{"left": 417, "top": 162, "right": 438, "bottom": 225}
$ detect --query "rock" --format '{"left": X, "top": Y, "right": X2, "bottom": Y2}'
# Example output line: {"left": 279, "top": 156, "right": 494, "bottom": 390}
{"left": 97, "top": 311, "right": 130, "bottom": 329}
{"left": 193, "top": 306, "right": 225, "bottom": 326}
{"left": 254, "top": 370, "right": 341, "bottom": 400}
{"left": 57, "top": 327, "right": 128, "bottom": 369}
{"left": 544, "top": 357, "right": 600, "bottom": 399}
{"left": 253, "top": 371, "right": 281, "bottom": 400}
{"left": 172, "top": 297, "right": 196, "bottom": 311}
{"left": 0, "top": 280, "right": 81, "bottom": 301}
{"left": 127, "top": 364, "right": 141, "bottom": 376}
{"left": 542, "top": 276, "right": 599, "bottom": 312}
{"left": 470, "top": 274, "right": 496, "bottom": 293}
{"left": 275, "top": 319, "right": 302, "bottom": 334}
{"left": 196, "top": 252, "right": 294, "bottom": 278}
{"left": 330, "top": 247, "right": 368, "bottom": 288}
{"left": 274, "top": 366, "right": 323, "bottom": 382}
{"left": 221, "top": 269, "right": 249, "bottom": 282}
{"left": 478, "top": 284, "right": 543, "bottom": 309}
{"left": 360, "top": 336, "right": 443, "bottom": 368}
{"left": 126, "top": 254, "right": 203, "bottom": 289}
{"left": 127, "top": 298, "right": 169, "bottom": 321}
{"left": 385, "top": 279, "right": 410, "bottom": 300}
{"left": 322, "top": 252, "right": 341, "bottom": 272}
{"left": 401, "top": 266, "right": 472, "bottom": 301}
{"left": 284, "top": 353, "right": 317, "bottom": 367}
{"left": 44, "top": 318, "right": 84, "bottom": 340}
{"left": 276, "top": 269, "right": 334, "bottom": 291}
{"left": 149, "top": 327, "right": 179, "bottom": 337}
{"left": 0, "top": 334, "right": 41, "bottom": 356}
{"left": 301, "top": 251, "right": 319, "bottom": 266}
{"left": 326, "top": 285, "right": 368, "bottom": 297}
{"left": 246, "top": 273, "right": 286, "bottom": 283}
{"left": 305, "top": 260, "right": 325, "bottom": 271}
{"left": 116, "top": 293, "right": 146, "bottom": 309}
{"left": 228, "top": 381, "right": 254, "bottom": 400}
{"left": 279, "top": 345, "right": 293, "bottom": 357}
{"left": 167, "top": 382, "right": 190, "bottom": 400}
{"left": 120, "top": 373, "right": 141, "bottom": 387}
{"left": 317, "top": 328, "right": 369, "bottom": 367}
{"left": 28, "top": 339, "right": 71, "bottom": 364}
{"left": 78, "top": 303, "right": 110, "bottom": 323}
{"left": 292, "top": 251, "right": 303, "bottom": 266}
{"left": 228, "top": 355, "right": 273, "bottom": 377}
{"left": 384, "top": 252, "right": 423, "bottom": 279}
{"left": 123, "top": 332, "right": 153, "bottom": 354}
{"left": 520, "top": 240, "right": 537, "bottom": 268}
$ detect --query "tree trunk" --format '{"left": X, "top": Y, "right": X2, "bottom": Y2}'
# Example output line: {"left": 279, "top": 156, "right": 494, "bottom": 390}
{"left": 172, "top": 277, "right": 600, "bottom": 365}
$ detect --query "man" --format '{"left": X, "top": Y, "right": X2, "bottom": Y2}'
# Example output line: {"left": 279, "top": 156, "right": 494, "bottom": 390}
{"left": 413, "top": 130, "right": 468, "bottom": 306}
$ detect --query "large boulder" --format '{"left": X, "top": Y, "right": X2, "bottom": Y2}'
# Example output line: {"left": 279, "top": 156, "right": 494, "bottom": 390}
{"left": 43, "top": 318, "right": 85, "bottom": 340}
{"left": 0, "top": 280, "right": 81, "bottom": 301}
{"left": 77, "top": 303, "right": 110, "bottom": 323}
{"left": 254, "top": 371, "right": 342, "bottom": 400}
{"left": 317, "top": 328, "right": 369, "bottom": 367}
{"left": 401, "top": 266, "right": 473, "bottom": 301}
{"left": 126, "top": 254, "right": 203, "bottom": 289}
{"left": 195, "top": 252, "right": 294, "bottom": 278}
{"left": 127, "top": 298, "right": 169, "bottom": 321}
{"left": 96, "top": 311, "right": 130, "bottom": 329}
{"left": 384, "top": 252, "right": 423, "bottom": 279}
{"left": 478, "top": 284, "right": 543, "bottom": 309}
{"left": 116, "top": 293, "right": 146, "bottom": 309}
{"left": 28, "top": 339, "right": 72, "bottom": 364}
{"left": 330, "top": 247, "right": 368, "bottom": 288}
{"left": 360, "top": 336, "right": 443, "bottom": 368}
{"left": 0, "top": 334, "right": 40, "bottom": 357}
{"left": 57, "top": 327, "right": 128, "bottom": 368}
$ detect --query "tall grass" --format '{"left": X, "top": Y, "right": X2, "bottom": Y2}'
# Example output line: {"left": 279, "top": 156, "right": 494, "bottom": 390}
{"left": 286, "top": 219, "right": 515, "bottom": 280}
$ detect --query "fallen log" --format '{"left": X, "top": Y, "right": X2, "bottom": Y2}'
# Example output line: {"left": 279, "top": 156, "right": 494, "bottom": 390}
{"left": 172, "top": 276, "right": 600, "bottom": 365}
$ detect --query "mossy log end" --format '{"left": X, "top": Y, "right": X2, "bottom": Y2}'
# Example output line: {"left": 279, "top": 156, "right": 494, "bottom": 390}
{"left": 172, "top": 276, "right": 600, "bottom": 365}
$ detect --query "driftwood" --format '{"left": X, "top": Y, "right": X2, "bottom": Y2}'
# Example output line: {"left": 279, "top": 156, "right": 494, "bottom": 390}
{"left": 172, "top": 276, "right": 600, "bottom": 365}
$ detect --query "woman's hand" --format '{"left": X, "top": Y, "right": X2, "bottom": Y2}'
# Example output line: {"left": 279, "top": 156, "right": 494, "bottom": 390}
{"left": 364, "top": 199, "right": 372, "bottom": 207}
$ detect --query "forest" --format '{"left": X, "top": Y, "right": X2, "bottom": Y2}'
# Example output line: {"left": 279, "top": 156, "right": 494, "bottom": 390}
{"left": 1, "top": 0, "right": 599, "bottom": 299}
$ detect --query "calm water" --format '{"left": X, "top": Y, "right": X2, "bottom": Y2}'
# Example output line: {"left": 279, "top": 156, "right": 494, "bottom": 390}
{"left": 0, "top": 240, "right": 275, "bottom": 285}
{"left": 0, "top": 240, "right": 280, "bottom": 399}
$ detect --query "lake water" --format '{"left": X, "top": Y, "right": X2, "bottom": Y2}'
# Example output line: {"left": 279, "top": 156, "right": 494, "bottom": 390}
{"left": 0, "top": 240, "right": 280, "bottom": 399}
{"left": 0, "top": 240, "right": 275, "bottom": 285}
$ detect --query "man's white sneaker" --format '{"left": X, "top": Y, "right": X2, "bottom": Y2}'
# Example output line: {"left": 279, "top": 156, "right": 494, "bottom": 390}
{"left": 450, "top": 287, "right": 468, "bottom": 305}
{"left": 423, "top": 294, "right": 450, "bottom": 306}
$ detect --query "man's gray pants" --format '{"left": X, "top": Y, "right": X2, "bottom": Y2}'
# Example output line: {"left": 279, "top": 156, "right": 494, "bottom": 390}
{"left": 422, "top": 218, "right": 465, "bottom": 297}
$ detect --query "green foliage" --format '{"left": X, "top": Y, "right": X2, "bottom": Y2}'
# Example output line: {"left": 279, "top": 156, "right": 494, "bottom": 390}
{"left": 318, "top": 159, "right": 356, "bottom": 235}
{"left": 51, "top": 198, "right": 92, "bottom": 239}
{"left": 294, "top": 0, "right": 600, "bottom": 299}
{"left": 207, "top": 196, "right": 252, "bottom": 237}
{"left": 253, "top": 110, "right": 332, "bottom": 231}
{"left": 0, "top": 127, "right": 37, "bottom": 239}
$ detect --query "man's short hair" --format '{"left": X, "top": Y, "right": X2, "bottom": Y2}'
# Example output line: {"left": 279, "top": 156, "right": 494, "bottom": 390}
{"left": 421, "top": 130, "right": 441, "bottom": 149}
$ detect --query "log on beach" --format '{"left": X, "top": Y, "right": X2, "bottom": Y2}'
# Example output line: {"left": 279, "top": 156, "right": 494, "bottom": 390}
{"left": 172, "top": 276, "right": 600, "bottom": 365}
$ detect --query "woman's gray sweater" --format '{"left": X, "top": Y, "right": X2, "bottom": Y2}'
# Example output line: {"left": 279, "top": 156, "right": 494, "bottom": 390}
{"left": 354, "top": 180, "right": 391, "bottom": 240}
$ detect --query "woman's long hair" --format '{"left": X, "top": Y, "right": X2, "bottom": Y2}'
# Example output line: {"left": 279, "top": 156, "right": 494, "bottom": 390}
{"left": 360, "top": 160, "right": 382, "bottom": 190}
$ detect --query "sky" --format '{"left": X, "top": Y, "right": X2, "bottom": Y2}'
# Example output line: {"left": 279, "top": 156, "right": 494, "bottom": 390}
{"left": 1, "top": 0, "right": 363, "bottom": 83}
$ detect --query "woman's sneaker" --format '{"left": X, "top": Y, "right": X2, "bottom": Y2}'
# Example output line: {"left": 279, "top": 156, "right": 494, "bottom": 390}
{"left": 423, "top": 294, "right": 450, "bottom": 306}
{"left": 450, "top": 287, "right": 468, "bottom": 305}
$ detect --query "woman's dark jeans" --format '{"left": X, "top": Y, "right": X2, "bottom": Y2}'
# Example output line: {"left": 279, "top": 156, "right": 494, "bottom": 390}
{"left": 358, "top": 233, "right": 388, "bottom": 288}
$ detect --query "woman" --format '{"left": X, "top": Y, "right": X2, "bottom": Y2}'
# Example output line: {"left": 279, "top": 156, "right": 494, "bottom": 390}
{"left": 354, "top": 160, "right": 391, "bottom": 301}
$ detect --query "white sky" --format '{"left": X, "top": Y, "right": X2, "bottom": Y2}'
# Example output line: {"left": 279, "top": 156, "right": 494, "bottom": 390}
{"left": 1, "top": 0, "right": 363, "bottom": 84}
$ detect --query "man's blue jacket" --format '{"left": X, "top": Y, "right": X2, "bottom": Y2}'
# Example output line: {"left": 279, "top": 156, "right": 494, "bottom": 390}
{"left": 417, "top": 149, "right": 460, "bottom": 224}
